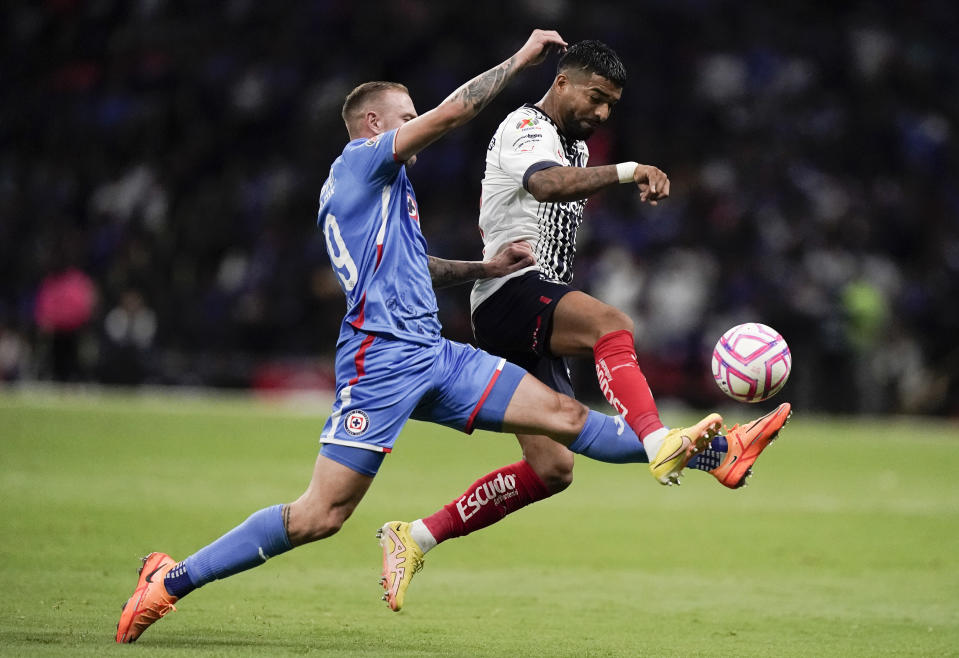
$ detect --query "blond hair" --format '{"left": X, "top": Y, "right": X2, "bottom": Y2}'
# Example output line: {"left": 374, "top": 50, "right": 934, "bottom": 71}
{"left": 341, "top": 81, "right": 409, "bottom": 137}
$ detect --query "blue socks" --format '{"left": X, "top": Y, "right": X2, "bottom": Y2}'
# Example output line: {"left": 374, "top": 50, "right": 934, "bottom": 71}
{"left": 163, "top": 561, "right": 194, "bottom": 598}
{"left": 164, "top": 504, "right": 292, "bottom": 599}
{"left": 568, "top": 410, "right": 648, "bottom": 464}
{"left": 159, "top": 430, "right": 730, "bottom": 602}
{"left": 688, "top": 436, "right": 728, "bottom": 471}
{"left": 566, "top": 411, "right": 730, "bottom": 472}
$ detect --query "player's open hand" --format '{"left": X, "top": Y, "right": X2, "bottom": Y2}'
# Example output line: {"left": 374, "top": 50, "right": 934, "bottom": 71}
{"left": 634, "top": 164, "right": 670, "bottom": 205}
{"left": 514, "top": 30, "right": 568, "bottom": 69}
{"left": 486, "top": 240, "right": 536, "bottom": 278}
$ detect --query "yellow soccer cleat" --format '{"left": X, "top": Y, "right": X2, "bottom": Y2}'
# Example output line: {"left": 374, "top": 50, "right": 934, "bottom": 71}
{"left": 115, "top": 552, "right": 178, "bottom": 643}
{"left": 649, "top": 413, "right": 724, "bottom": 485}
{"left": 711, "top": 402, "right": 792, "bottom": 489}
{"left": 377, "top": 521, "right": 424, "bottom": 612}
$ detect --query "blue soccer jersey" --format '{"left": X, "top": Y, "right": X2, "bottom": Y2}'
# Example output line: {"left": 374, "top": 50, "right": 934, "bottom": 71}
{"left": 315, "top": 126, "right": 528, "bottom": 474}
{"left": 317, "top": 129, "right": 441, "bottom": 346}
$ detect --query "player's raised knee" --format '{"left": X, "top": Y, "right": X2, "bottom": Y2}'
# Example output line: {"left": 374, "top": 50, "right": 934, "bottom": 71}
{"left": 503, "top": 375, "right": 590, "bottom": 440}
{"left": 596, "top": 303, "right": 633, "bottom": 335}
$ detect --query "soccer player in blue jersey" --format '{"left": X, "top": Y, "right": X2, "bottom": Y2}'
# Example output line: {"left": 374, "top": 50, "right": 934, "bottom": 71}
{"left": 116, "top": 29, "right": 696, "bottom": 642}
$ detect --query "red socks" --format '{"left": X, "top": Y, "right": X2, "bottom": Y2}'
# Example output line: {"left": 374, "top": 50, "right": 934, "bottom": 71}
{"left": 419, "top": 330, "right": 660, "bottom": 545}
{"left": 421, "top": 460, "right": 550, "bottom": 543}
{"left": 593, "top": 329, "right": 664, "bottom": 441}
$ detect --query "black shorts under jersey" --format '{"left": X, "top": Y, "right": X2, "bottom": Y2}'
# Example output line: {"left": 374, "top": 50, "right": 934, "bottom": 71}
{"left": 471, "top": 271, "right": 574, "bottom": 396}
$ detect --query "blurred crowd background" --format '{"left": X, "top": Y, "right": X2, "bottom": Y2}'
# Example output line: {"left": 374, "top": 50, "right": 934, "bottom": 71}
{"left": 2, "top": 0, "right": 957, "bottom": 414}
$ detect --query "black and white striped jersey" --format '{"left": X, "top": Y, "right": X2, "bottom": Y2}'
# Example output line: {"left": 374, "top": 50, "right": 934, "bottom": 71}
{"left": 470, "top": 104, "right": 589, "bottom": 313}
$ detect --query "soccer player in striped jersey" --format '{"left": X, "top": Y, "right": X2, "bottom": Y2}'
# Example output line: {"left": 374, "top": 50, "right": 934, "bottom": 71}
{"left": 381, "top": 41, "right": 792, "bottom": 612}
{"left": 116, "top": 29, "right": 703, "bottom": 641}
{"left": 469, "top": 39, "right": 790, "bottom": 490}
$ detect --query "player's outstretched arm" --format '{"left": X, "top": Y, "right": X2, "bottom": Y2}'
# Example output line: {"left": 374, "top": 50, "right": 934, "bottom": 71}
{"left": 427, "top": 241, "right": 535, "bottom": 289}
{"left": 393, "top": 30, "right": 567, "bottom": 163}
{"left": 527, "top": 162, "right": 670, "bottom": 205}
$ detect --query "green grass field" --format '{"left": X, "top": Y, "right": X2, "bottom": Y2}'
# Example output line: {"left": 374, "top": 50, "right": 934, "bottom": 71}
{"left": 1, "top": 389, "right": 958, "bottom": 657}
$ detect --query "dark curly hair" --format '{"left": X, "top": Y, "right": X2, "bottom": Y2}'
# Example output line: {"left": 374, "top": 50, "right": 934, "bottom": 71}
{"left": 557, "top": 40, "right": 627, "bottom": 87}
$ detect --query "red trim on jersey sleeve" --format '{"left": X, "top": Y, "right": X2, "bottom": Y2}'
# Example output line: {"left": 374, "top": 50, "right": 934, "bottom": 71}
{"left": 392, "top": 127, "right": 403, "bottom": 163}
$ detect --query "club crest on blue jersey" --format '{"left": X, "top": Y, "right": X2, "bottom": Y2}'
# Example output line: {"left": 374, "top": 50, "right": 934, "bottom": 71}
{"left": 344, "top": 409, "right": 371, "bottom": 436}
{"left": 406, "top": 193, "right": 419, "bottom": 222}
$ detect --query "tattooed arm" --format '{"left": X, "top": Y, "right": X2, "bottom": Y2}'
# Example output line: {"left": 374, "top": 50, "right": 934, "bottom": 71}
{"left": 427, "top": 258, "right": 491, "bottom": 289}
{"left": 393, "top": 30, "right": 567, "bottom": 162}
{"left": 428, "top": 241, "right": 535, "bottom": 288}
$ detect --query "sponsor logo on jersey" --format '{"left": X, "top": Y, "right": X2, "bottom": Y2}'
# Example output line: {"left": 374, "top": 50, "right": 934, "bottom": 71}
{"left": 344, "top": 409, "right": 370, "bottom": 436}
{"left": 513, "top": 133, "right": 543, "bottom": 153}
{"left": 455, "top": 472, "right": 518, "bottom": 521}
{"left": 515, "top": 118, "right": 540, "bottom": 130}
{"left": 406, "top": 193, "right": 419, "bottom": 221}
{"left": 513, "top": 133, "right": 544, "bottom": 145}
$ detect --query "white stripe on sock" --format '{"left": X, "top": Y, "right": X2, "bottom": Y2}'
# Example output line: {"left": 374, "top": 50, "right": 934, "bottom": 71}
{"left": 642, "top": 426, "right": 670, "bottom": 461}
{"left": 409, "top": 519, "right": 437, "bottom": 553}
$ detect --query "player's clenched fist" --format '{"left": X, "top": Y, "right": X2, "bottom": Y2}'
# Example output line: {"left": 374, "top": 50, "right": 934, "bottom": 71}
{"left": 633, "top": 164, "right": 670, "bottom": 205}
{"left": 514, "top": 29, "right": 568, "bottom": 69}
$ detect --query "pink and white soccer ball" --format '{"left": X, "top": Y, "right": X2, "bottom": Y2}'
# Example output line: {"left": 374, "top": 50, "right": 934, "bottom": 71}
{"left": 711, "top": 323, "right": 791, "bottom": 403}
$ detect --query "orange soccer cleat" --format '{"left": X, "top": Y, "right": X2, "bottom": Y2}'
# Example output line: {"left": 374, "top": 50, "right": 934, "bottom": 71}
{"left": 711, "top": 402, "right": 792, "bottom": 489}
{"left": 115, "top": 552, "right": 178, "bottom": 643}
